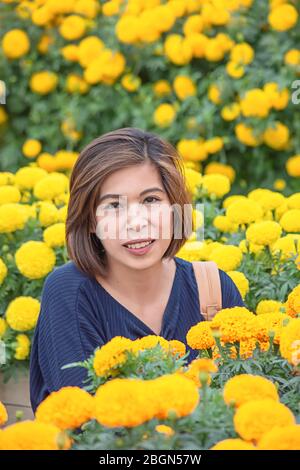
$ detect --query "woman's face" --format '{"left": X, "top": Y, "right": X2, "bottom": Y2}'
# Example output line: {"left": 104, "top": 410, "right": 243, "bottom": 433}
{"left": 95, "top": 162, "right": 174, "bottom": 270}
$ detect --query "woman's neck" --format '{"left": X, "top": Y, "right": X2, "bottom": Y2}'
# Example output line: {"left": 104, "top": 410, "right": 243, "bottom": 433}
{"left": 96, "top": 257, "right": 176, "bottom": 307}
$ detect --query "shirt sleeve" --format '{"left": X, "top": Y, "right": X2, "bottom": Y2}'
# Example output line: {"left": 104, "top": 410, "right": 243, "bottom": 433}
{"left": 219, "top": 269, "right": 245, "bottom": 308}
{"left": 29, "top": 269, "right": 106, "bottom": 413}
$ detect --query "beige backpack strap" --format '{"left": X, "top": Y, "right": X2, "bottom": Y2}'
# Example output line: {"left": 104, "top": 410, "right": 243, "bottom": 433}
{"left": 192, "top": 261, "right": 222, "bottom": 321}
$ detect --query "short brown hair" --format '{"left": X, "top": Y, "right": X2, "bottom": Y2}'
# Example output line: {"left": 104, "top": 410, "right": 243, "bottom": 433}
{"left": 66, "top": 127, "right": 193, "bottom": 278}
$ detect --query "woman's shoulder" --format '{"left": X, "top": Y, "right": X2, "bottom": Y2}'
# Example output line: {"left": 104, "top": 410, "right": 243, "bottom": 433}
{"left": 174, "top": 256, "right": 244, "bottom": 308}
{"left": 41, "top": 260, "right": 92, "bottom": 300}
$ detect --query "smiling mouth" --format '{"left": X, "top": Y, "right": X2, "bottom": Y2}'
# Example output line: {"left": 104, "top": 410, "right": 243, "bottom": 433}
{"left": 123, "top": 239, "right": 156, "bottom": 249}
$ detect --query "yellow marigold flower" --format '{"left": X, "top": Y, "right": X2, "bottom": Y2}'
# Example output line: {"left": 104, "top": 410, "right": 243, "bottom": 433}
{"left": 258, "top": 425, "right": 300, "bottom": 450}
{"left": 201, "top": 174, "right": 231, "bottom": 198}
{"left": 77, "top": 35, "right": 104, "bottom": 68}
{"left": 150, "top": 374, "right": 199, "bottom": 420}
{"left": 186, "top": 321, "right": 215, "bottom": 350}
{"left": 271, "top": 235, "right": 300, "bottom": 261}
{"left": 284, "top": 49, "right": 300, "bottom": 66}
{"left": 205, "top": 38, "right": 226, "bottom": 62}
{"left": 0, "top": 317, "right": 7, "bottom": 338}
{"left": 14, "top": 333, "right": 30, "bottom": 360}
{"left": 31, "top": 6, "right": 53, "bottom": 26}
{"left": 153, "top": 80, "right": 172, "bottom": 97}
{"left": 37, "top": 34, "right": 54, "bottom": 54}
{"left": 235, "top": 122, "right": 263, "bottom": 147}
{"left": 0, "top": 401, "right": 8, "bottom": 426}
{"left": 36, "top": 201, "right": 59, "bottom": 227}
{"left": 73, "top": 0, "right": 99, "bottom": 19}
{"left": 263, "top": 83, "right": 289, "bottom": 110}
{"left": 209, "top": 245, "right": 243, "bottom": 271}
{"left": 153, "top": 103, "right": 176, "bottom": 127}
{"left": 176, "top": 240, "right": 204, "bottom": 262}
{"left": 0, "top": 185, "right": 20, "bottom": 206}
{"left": 168, "top": 339, "right": 186, "bottom": 358}
{"left": 285, "top": 284, "right": 300, "bottom": 318}
{"left": 164, "top": 34, "right": 193, "bottom": 65}
{"left": 22, "top": 139, "right": 42, "bottom": 158}
{"left": 0, "top": 172, "right": 14, "bottom": 186}
{"left": 248, "top": 188, "right": 285, "bottom": 211}
{"left": 280, "top": 318, "right": 300, "bottom": 365}
{"left": 246, "top": 221, "right": 282, "bottom": 246}
{"left": 226, "top": 61, "right": 245, "bottom": 78}
{"left": 60, "top": 44, "right": 79, "bottom": 62}
{"left": 15, "top": 166, "right": 47, "bottom": 190}
{"left": 213, "top": 215, "right": 237, "bottom": 234}
{"left": 36, "top": 386, "right": 94, "bottom": 430}
{"left": 15, "top": 240, "right": 56, "bottom": 279}
{"left": 57, "top": 205, "right": 68, "bottom": 223}
{"left": 30, "top": 71, "right": 58, "bottom": 95}
{"left": 173, "top": 75, "right": 196, "bottom": 100}
{"left": 264, "top": 122, "right": 290, "bottom": 150}
{"left": 211, "top": 438, "right": 257, "bottom": 450}
{"left": 102, "top": 0, "right": 121, "bottom": 16}
{"left": 0, "top": 421, "right": 71, "bottom": 450}
{"left": 54, "top": 150, "right": 78, "bottom": 169}
{"left": 234, "top": 399, "right": 295, "bottom": 442}
{"left": 224, "top": 374, "right": 280, "bottom": 409}
{"left": 43, "top": 223, "right": 66, "bottom": 248}
{"left": 211, "top": 307, "right": 258, "bottom": 343}
{"left": 0, "top": 203, "right": 28, "bottom": 233}
{"left": 177, "top": 139, "right": 207, "bottom": 162}
{"left": 59, "top": 15, "right": 87, "bottom": 40}
{"left": 268, "top": 4, "right": 298, "bottom": 31}
{"left": 131, "top": 335, "right": 170, "bottom": 353}
{"left": 155, "top": 424, "right": 174, "bottom": 436}
{"left": 65, "top": 74, "right": 89, "bottom": 95}
{"left": 183, "top": 166, "right": 202, "bottom": 195}
{"left": 256, "top": 312, "right": 290, "bottom": 344}
{"left": 184, "top": 358, "right": 218, "bottom": 387}
{"left": 240, "top": 89, "right": 271, "bottom": 118}
{"left": 121, "top": 73, "right": 141, "bottom": 92}
{"left": 256, "top": 299, "right": 285, "bottom": 315}
{"left": 93, "top": 336, "right": 134, "bottom": 377}
{"left": 221, "top": 102, "right": 240, "bottom": 121}
{"left": 204, "top": 137, "right": 224, "bottom": 154}
{"left": 6, "top": 296, "right": 40, "bottom": 331}
{"left": 227, "top": 271, "right": 249, "bottom": 299}
{"left": 205, "top": 162, "right": 236, "bottom": 183}
{"left": 223, "top": 195, "right": 248, "bottom": 209}
{"left": 286, "top": 154, "right": 300, "bottom": 177}
{"left": 115, "top": 15, "right": 140, "bottom": 44}
{"left": 226, "top": 199, "right": 263, "bottom": 225}
{"left": 208, "top": 83, "right": 221, "bottom": 104}
{"left": 34, "top": 173, "right": 69, "bottom": 201}
{"left": 94, "top": 377, "right": 157, "bottom": 427}
{"left": 280, "top": 209, "right": 300, "bottom": 232}
{"left": 2, "top": 29, "right": 30, "bottom": 59}
{"left": 288, "top": 193, "right": 300, "bottom": 210}
{"left": 230, "top": 42, "right": 254, "bottom": 64}
{"left": 273, "top": 179, "right": 286, "bottom": 191}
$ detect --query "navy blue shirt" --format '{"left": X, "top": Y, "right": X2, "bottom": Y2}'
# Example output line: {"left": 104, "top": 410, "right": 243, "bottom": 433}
{"left": 29, "top": 256, "right": 244, "bottom": 412}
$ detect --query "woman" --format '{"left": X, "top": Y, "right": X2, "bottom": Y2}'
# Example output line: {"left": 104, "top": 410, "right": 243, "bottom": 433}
{"left": 30, "top": 127, "right": 244, "bottom": 412}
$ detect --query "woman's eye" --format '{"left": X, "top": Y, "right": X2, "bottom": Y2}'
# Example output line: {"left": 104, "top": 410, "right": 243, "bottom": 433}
{"left": 105, "top": 202, "right": 120, "bottom": 209}
{"left": 144, "top": 196, "right": 160, "bottom": 204}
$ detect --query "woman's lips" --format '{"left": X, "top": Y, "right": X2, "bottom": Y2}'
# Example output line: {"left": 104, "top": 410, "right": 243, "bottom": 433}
{"left": 123, "top": 239, "right": 156, "bottom": 255}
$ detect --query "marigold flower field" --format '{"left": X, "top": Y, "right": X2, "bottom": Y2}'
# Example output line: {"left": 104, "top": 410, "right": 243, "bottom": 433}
{"left": 0, "top": 0, "right": 300, "bottom": 451}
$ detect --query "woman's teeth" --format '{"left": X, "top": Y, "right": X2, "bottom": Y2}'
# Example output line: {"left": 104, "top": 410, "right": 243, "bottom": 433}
{"left": 125, "top": 240, "right": 153, "bottom": 249}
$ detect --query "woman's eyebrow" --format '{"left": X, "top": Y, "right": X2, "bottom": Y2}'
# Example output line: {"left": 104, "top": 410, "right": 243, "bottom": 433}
{"left": 99, "top": 187, "right": 165, "bottom": 203}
